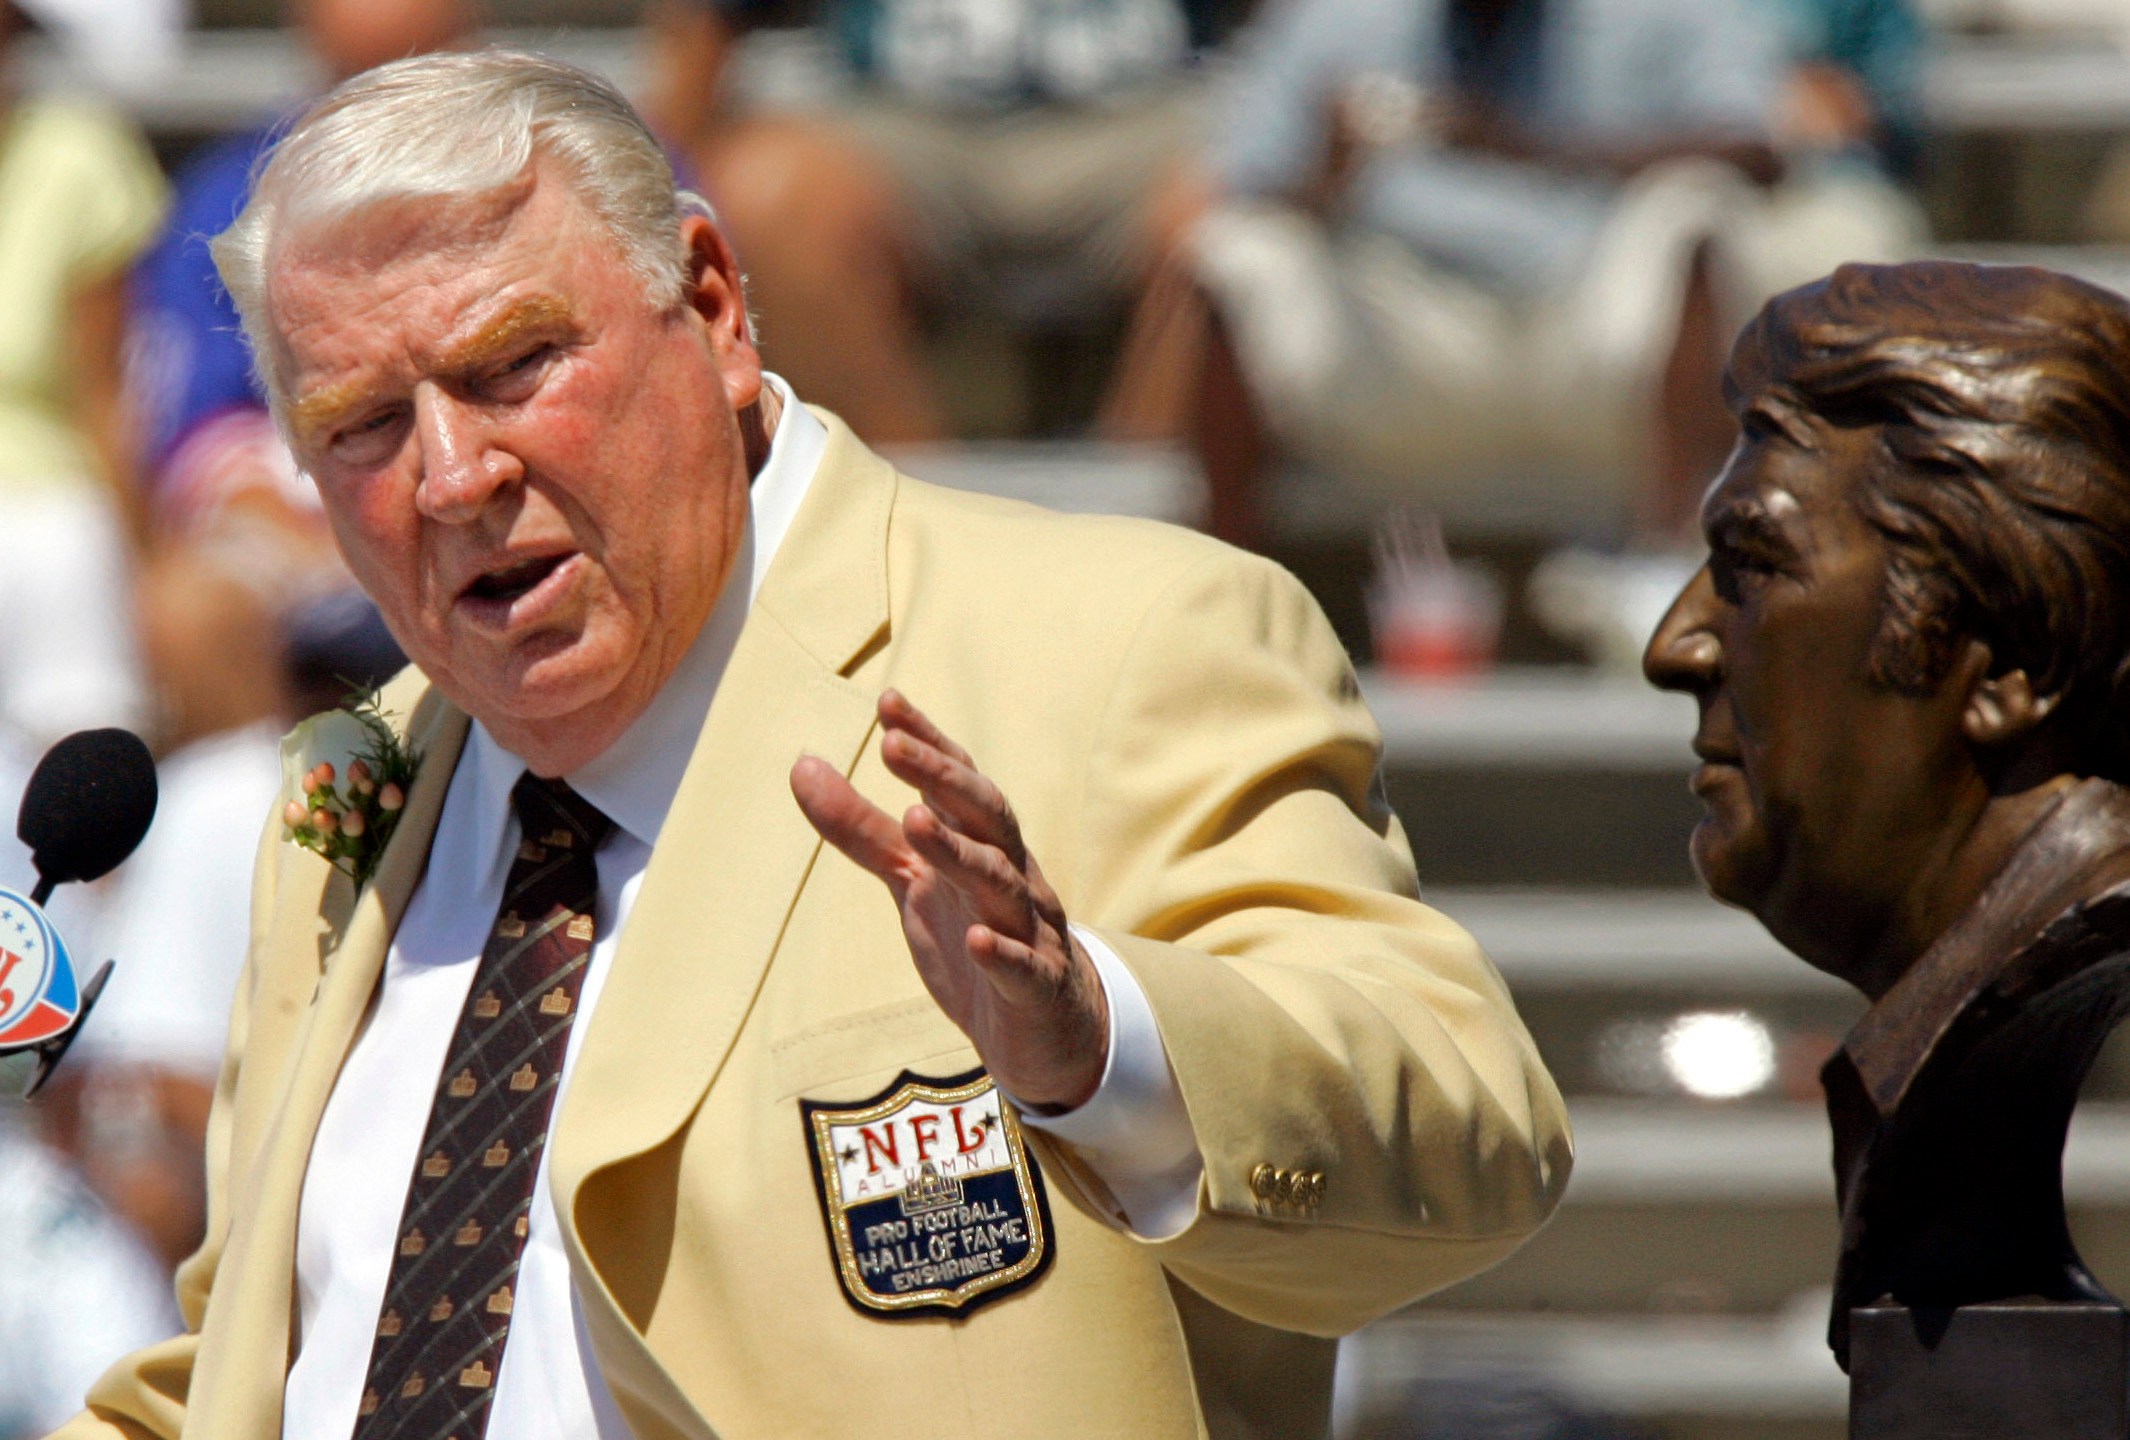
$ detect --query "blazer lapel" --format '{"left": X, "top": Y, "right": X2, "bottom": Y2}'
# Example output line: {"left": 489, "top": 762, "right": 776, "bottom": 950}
{"left": 185, "top": 684, "right": 467, "bottom": 1439}
{"left": 549, "top": 415, "right": 893, "bottom": 1433}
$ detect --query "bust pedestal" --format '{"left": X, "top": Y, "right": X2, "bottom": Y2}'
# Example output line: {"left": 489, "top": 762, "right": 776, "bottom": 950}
{"left": 1849, "top": 1301, "right": 2130, "bottom": 1438}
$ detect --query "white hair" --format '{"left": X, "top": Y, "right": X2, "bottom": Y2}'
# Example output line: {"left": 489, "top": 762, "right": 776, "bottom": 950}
{"left": 213, "top": 48, "right": 714, "bottom": 413}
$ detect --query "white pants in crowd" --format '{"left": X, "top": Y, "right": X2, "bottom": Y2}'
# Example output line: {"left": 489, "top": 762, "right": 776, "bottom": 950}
{"left": 1193, "top": 159, "right": 1925, "bottom": 533}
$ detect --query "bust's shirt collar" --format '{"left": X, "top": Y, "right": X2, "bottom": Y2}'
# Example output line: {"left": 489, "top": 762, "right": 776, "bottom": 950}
{"left": 456, "top": 373, "right": 826, "bottom": 871}
{"left": 1838, "top": 775, "right": 2130, "bottom": 1119}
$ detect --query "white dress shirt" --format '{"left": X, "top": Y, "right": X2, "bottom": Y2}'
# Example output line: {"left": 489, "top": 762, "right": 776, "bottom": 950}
{"left": 283, "top": 379, "right": 1198, "bottom": 1440}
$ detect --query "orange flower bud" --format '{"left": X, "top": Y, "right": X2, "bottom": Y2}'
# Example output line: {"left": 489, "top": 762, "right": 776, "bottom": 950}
{"left": 283, "top": 800, "right": 308, "bottom": 829}
{"left": 378, "top": 783, "right": 405, "bottom": 813}
{"left": 311, "top": 808, "right": 338, "bottom": 836}
{"left": 341, "top": 809, "right": 367, "bottom": 838}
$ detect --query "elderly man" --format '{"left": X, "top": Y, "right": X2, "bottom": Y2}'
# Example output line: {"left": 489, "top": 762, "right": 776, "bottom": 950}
{"left": 1645, "top": 261, "right": 2130, "bottom": 1373}
{"left": 56, "top": 51, "right": 1567, "bottom": 1440}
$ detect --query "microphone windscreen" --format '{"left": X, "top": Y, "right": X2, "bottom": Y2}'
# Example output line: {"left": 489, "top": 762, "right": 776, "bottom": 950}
{"left": 18, "top": 728, "right": 158, "bottom": 887}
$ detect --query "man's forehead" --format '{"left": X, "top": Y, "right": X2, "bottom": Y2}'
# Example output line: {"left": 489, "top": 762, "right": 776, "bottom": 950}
{"left": 272, "top": 177, "right": 535, "bottom": 291}
{"left": 263, "top": 158, "right": 605, "bottom": 349}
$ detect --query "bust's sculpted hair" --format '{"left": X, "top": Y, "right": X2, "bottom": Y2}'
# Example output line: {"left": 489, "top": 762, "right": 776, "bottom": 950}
{"left": 1732, "top": 260, "right": 2130, "bottom": 778}
{"left": 212, "top": 48, "right": 713, "bottom": 413}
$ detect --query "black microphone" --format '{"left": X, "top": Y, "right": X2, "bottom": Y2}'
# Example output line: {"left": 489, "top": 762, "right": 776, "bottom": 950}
{"left": 19, "top": 727, "right": 157, "bottom": 904}
{"left": 4, "top": 728, "right": 157, "bottom": 1096}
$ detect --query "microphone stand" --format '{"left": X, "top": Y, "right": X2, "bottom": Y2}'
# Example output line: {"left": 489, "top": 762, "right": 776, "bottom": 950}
{"left": 15, "top": 867, "right": 112, "bottom": 1098}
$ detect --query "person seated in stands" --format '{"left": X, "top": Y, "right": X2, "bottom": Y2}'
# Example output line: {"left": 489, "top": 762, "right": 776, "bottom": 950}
{"left": 0, "top": 0, "right": 166, "bottom": 751}
{"left": 1758, "top": 0, "right": 1926, "bottom": 183}
{"left": 644, "top": 0, "right": 1234, "bottom": 443}
{"left": 1167, "top": 0, "right": 1918, "bottom": 555}
{"left": 41, "top": 592, "right": 406, "bottom": 1277}
{"left": 1732, "top": 0, "right": 1927, "bottom": 304}
{"left": 0, "top": 1117, "right": 176, "bottom": 1436}
{"left": 127, "top": 0, "right": 477, "bottom": 754}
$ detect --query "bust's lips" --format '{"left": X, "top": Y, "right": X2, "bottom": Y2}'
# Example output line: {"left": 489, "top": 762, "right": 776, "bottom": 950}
{"left": 1688, "top": 737, "right": 1744, "bottom": 797}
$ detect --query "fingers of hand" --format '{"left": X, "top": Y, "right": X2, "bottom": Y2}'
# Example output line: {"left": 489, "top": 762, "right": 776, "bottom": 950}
{"left": 878, "top": 689, "right": 975, "bottom": 768}
{"left": 963, "top": 923, "right": 1064, "bottom": 1004}
{"left": 902, "top": 803, "right": 1041, "bottom": 937}
{"left": 790, "top": 755, "right": 915, "bottom": 887}
{"left": 880, "top": 728, "right": 1026, "bottom": 865}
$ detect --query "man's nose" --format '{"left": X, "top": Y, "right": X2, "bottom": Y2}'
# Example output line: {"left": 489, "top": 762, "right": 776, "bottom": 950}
{"left": 412, "top": 386, "right": 521, "bottom": 523}
{"left": 1643, "top": 564, "right": 1723, "bottom": 694}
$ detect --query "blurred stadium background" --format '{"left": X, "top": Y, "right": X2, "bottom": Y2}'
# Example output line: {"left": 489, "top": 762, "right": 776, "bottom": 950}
{"left": 7, "top": 1, "right": 2130, "bottom": 1436}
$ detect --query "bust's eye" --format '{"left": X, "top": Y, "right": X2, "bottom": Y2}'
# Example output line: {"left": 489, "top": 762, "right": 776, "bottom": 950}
{"left": 1709, "top": 547, "right": 1778, "bottom": 606}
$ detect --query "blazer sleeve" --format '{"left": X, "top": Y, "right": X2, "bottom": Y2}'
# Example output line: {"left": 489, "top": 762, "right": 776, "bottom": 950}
{"left": 44, "top": 808, "right": 286, "bottom": 1440}
{"left": 1028, "top": 547, "right": 1572, "bottom": 1338}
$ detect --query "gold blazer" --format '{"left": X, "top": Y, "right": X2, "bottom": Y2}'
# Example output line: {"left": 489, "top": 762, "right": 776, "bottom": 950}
{"left": 56, "top": 414, "right": 1570, "bottom": 1440}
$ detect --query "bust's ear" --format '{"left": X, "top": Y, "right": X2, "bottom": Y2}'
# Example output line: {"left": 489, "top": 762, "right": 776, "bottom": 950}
{"left": 1960, "top": 641, "right": 2061, "bottom": 746}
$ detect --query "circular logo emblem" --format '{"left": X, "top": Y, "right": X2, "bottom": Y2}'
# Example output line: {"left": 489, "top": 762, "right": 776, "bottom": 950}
{"left": 0, "top": 888, "right": 54, "bottom": 1034}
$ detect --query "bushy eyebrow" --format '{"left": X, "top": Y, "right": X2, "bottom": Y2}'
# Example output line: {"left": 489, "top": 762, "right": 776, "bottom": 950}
{"left": 1738, "top": 393, "right": 1816, "bottom": 448}
{"left": 286, "top": 294, "right": 577, "bottom": 442}
{"left": 435, "top": 294, "right": 575, "bottom": 376}
{"left": 287, "top": 375, "right": 371, "bottom": 441}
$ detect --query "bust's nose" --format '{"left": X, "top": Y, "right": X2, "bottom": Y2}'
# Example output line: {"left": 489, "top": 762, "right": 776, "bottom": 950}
{"left": 1643, "top": 565, "right": 1723, "bottom": 695}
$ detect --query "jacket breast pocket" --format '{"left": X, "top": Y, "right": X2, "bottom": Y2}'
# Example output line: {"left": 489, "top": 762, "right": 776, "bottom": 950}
{"left": 770, "top": 995, "right": 978, "bottom": 1101}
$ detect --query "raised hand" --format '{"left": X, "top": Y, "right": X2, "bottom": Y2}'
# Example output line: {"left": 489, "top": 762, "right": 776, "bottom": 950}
{"left": 789, "top": 690, "right": 1109, "bottom": 1111}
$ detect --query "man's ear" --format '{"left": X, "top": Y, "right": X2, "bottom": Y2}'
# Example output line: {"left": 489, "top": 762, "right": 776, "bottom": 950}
{"left": 1958, "top": 640, "right": 2061, "bottom": 746}
{"left": 678, "top": 212, "right": 763, "bottom": 409}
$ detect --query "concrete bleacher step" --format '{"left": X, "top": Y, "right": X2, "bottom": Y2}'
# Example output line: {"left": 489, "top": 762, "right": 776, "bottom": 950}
{"left": 1338, "top": 1298, "right": 1848, "bottom": 1440}
{"left": 1390, "top": 1101, "right": 2130, "bottom": 1439}
{"left": 1363, "top": 668, "right": 1707, "bottom": 887}
{"left": 879, "top": 440, "right": 1206, "bottom": 526}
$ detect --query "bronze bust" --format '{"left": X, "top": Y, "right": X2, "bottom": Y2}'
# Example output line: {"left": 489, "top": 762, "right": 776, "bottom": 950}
{"left": 1643, "top": 261, "right": 2130, "bottom": 1409}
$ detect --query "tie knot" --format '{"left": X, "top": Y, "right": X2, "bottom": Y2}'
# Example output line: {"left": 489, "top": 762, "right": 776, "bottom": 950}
{"left": 510, "top": 773, "right": 614, "bottom": 851}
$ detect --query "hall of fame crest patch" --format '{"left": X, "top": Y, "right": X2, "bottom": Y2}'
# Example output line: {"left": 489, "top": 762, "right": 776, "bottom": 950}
{"left": 802, "top": 1067, "right": 1055, "bottom": 1319}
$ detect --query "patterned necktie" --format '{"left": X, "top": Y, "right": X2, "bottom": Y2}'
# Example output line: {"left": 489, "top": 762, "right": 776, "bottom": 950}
{"left": 352, "top": 773, "right": 614, "bottom": 1440}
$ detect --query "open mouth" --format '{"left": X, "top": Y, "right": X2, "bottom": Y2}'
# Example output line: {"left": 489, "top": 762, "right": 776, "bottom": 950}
{"left": 465, "top": 553, "right": 568, "bottom": 605}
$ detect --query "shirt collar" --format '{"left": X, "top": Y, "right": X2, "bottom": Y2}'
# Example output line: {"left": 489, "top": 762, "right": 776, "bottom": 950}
{"left": 457, "top": 373, "right": 826, "bottom": 862}
{"left": 1838, "top": 775, "right": 2130, "bottom": 1119}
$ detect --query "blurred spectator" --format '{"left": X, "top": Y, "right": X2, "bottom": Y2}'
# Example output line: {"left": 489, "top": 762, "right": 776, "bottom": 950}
{"left": 127, "top": 0, "right": 475, "bottom": 754}
{"left": 41, "top": 589, "right": 403, "bottom": 1272}
{"left": 13, "top": 0, "right": 187, "bottom": 100}
{"left": 0, "top": 1117, "right": 178, "bottom": 1438}
{"left": 44, "top": 709, "right": 279, "bottom": 1271}
{"left": 0, "top": 734, "right": 177, "bottom": 1437}
{"left": 0, "top": 2, "right": 166, "bottom": 751}
{"left": 1758, "top": 0, "right": 1925, "bottom": 181}
{"left": 1167, "top": 0, "right": 1920, "bottom": 553}
{"left": 1732, "top": 0, "right": 1927, "bottom": 310}
{"left": 653, "top": 0, "right": 1232, "bottom": 442}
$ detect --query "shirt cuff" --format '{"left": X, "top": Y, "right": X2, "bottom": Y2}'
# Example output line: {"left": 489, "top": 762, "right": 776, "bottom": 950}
{"left": 1011, "top": 926, "right": 1203, "bottom": 1240}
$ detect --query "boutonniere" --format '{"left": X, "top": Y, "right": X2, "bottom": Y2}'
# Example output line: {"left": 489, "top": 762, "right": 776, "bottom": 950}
{"left": 280, "top": 693, "right": 422, "bottom": 887}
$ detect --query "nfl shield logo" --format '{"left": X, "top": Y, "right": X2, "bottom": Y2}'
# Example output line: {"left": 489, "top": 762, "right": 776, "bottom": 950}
{"left": 0, "top": 886, "right": 77, "bottom": 1051}
{"left": 802, "top": 1067, "right": 1055, "bottom": 1319}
